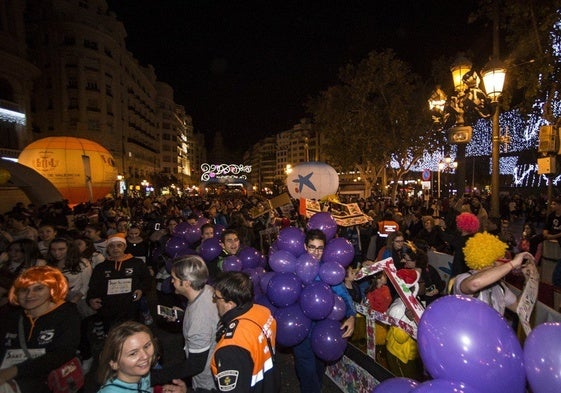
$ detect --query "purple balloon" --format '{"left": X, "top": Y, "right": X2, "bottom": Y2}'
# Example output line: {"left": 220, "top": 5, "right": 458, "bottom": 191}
{"left": 418, "top": 296, "right": 525, "bottom": 393}
{"left": 269, "top": 249, "right": 298, "bottom": 273}
{"left": 166, "top": 236, "right": 188, "bottom": 256}
{"left": 184, "top": 224, "right": 201, "bottom": 245}
{"left": 266, "top": 272, "right": 302, "bottom": 307}
{"left": 372, "top": 377, "right": 419, "bottom": 393}
{"left": 299, "top": 281, "right": 334, "bottom": 320}
{"left": 213, "top": 224, "right": 225, "bottom": 239}
{"left": 276, "top": 227, "right": 306, "bottom": 257}
{"left": 222, "top": 255, "right": 242, "bottom": 272}
{"left": 410, "top": 380, "right": 482, "bottom": 393}
{"left": 273, "top": 304, "right": 312, "bottom": 347}
{"left": 196, "top": 217, "right": 210, "bottom": 229}
{"left": 306, "top": 212, "right": 337, "bottom": 241}
{"left": 199, "top": 238, "right": 222, "bottom": 261}
{"left": 173, "top": 222, "right": 191, "bottom": 237}
{"left": 254, "top": 294, "right": 277, "bottom": 314}
{"left": 243, "top": 267, "right": 262, "bottom": 291}
{"left": 173, "top": 247, "right": 197, "bottom": 258}
{"left": 322, "top": 237, "right": 355, "bottom": 268}
{"left": 258, "top": 254, "right": 267, "bottom": 268}
{"left": 296, "top": 253, "right": 320, "bottom": 284}
{"left": 238, "top": 247, "right": 262, "bottom": 269}
{"left": 269, "top": 240, "right": 279, "bottom": 256}
{"left": 524, "top": 322, "right": 561, "bottom": 393}
{"left": 310, "top": 319, "right": 347, "bottom": 362}
{"left": 259, "top": 271, "right": 276, "bottom": 294}
{"left": 319, "top": 261, "right": 345, "bottom": 285}
{"left": 327, "top": 295, "right": 346, "bottom": 321}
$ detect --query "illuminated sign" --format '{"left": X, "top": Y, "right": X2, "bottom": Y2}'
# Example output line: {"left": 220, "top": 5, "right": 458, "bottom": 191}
{"left": 200, "top": 163, "right": 252, "bottom": 182}
{"left": 0, "top": 107, "right": 26, "bottom": 126}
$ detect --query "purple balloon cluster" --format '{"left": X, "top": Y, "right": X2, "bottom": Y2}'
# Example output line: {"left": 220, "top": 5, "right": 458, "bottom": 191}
{"left": 374, "top": 296, "right": 561, "bottom": 393}
{"left": 260, "top": 220, "right": 355, "bottom": 362}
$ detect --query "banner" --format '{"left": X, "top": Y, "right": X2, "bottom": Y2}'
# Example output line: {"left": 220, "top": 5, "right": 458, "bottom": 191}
{"left": 305, "top": 199, "right": 372, "bottom": 227}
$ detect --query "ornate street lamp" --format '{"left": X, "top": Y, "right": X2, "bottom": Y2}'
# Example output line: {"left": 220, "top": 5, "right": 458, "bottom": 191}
{"left": 429, "top": 55, "right": 506, "bottom": 217}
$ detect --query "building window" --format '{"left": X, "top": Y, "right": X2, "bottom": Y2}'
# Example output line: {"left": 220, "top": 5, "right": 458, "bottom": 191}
{"left": 68, "top": 97, "right": 78, "bottom": 109}
{"left": 86, "top": 81, "right": 99, "bottom": 91}
{"left": 63, "top": 35, "right": 76, "bottom": 46}
{"left": 84, "top": 39, "right": 98, "bottom": 50}
{"left": 88, "top": 119, "right": 100, "bottom": 131}
{"left": 67, "top": 77, "right": 78, "bottom": 89}
{"left": 87, "top": 98, "right": 99, "bottom": 112}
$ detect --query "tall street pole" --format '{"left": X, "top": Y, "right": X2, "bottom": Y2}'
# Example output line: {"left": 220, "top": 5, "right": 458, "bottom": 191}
{"left": 490, "top": 0, "right": 501, "bottom": 218}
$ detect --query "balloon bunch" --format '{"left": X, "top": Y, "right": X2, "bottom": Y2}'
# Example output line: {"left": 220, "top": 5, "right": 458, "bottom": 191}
{"left": 373, "top": 295, "right": 561, "bottom": 393}
{"left": 258, "top": 212, "right": 355, "bottom": 362}
{"left": 165, "top": 215, "right": 211, "bottom": 258}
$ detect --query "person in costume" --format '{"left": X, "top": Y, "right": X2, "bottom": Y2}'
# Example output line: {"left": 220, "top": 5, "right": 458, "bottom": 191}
{"left": 0, "top": 266, "right": 81, "bottom": 393}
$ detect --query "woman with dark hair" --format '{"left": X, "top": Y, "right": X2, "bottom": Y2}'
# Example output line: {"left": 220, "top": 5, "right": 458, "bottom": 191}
{"left": 74, "top": 235, "right": 105, "bottom": 269}
{"left": 378, "top": 231, "right": 407, "bottom": 269}
{"left": 0, "top": 239, "right": 46, "bottom": 307}
{"left": 0, "top": 266, "right": 81, "bottom": 393}
{"left": 47, "top": 237, "right": 93, "bottom": 316}
{"left": 402, "top": 243, "right": 444, "bottom": 305}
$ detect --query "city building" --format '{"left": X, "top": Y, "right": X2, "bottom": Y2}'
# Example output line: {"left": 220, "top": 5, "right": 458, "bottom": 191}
{"left": 0, "top": 0, "right": 40, "bottom": 156}
{"left": 0, "top": 0, "right": 200, "bottom": 195}
{"left": 243, "top": 135, "right": 276, "bottom": 193}
{"left": 275, "top": 118, "right": 320, "bottom": 179}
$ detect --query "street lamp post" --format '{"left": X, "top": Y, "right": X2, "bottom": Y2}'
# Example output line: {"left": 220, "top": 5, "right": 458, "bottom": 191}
{"left": 429, "top": 58, "right": 506, "bottom": 217}
{"left": 437, "top": 157, "right": 458, "bottom": 199}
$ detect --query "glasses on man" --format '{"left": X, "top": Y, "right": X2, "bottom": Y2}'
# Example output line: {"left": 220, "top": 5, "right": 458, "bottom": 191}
{"left": 212, "top": 293, "right": 224, "bottom": 302}
{"left": 307, "top": 245, "right": 325, "bottom": 252}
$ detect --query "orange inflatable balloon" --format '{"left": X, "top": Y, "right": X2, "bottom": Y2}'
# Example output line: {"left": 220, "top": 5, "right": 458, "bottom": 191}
{"left": 18, "top": 137, "right": 118, "bottom": 204}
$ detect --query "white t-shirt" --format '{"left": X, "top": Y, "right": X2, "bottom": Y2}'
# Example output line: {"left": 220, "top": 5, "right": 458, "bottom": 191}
{"left": 453, "top": 271, "right": 517, "bottom": 315}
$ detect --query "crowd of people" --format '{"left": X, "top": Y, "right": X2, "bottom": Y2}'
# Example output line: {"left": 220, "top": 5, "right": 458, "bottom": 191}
{"left": 0, "top": 189, "right": 558, "bottom": 392}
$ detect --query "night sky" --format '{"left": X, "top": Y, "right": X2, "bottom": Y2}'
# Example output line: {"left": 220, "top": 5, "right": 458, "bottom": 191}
{"left": 106, "top": 0, "right": 488, "bottom": 153}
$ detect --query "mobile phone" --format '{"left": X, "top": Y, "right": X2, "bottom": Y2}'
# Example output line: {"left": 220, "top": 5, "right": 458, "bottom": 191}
{"left": 157, "top": 305, "right": 183, "bottom": 320}
{"left": 132, "top": 293, "right": 138, "bottom": 300}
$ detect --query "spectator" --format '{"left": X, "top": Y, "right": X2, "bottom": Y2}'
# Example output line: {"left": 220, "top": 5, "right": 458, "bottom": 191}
{"left": 6, "top": 212, "right": 38, "bottom": 242}
{"left": 343, "top": 264, "right": 363, "bottom": 303}
{"left": 0, "top": 266, "right": 81, "bottom": 393}
{"left": 209, "top": 229, "right": 242, "bottom": 280}
{"left": 74, "top": 235, "right": 105, "bottom": 269}
{"left": 96, "top": 321, "right": 186, "bottom": 393}
{"left": 292, "top": 229, "right": 355, "bottom": 393}
{"left": 453, "top": 234, "right": 534, "bottom": 315}
{"left": 402, "top": 244, "right": 444, "bottom": 306}
{"left": 0, "top": 239, "right": 46, "bottom": 308}
{"left": 211, "top": 272, "right": 279, "bottom": 392}
{"left": 414, "top": 216, "right": 449, "bottom": 253}
{"left": 151, "top": 255, "right": 219, "bottom": 391}
{"left": 84, "top": 223, "right": 108, "bottom": 257}
{"left": 498, "top": 219, "right": 517, "bottom": 255}
{"left": 47, "top": 237, "right": 93, "bottom": 317}
{"left": 87, "top": 233, "right": 152, "bottom": 332}
{"left": 450, "top": 212, "right": 480, "bottom": 278}
{"left": 517, "top": 222, "right": 543, "bottom": 263}
{"left": 37, "top": 223, "right": 57, "bottom": 258}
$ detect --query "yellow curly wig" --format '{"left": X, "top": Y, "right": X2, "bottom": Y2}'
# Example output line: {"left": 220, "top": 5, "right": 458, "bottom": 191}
{"left": 463, "top": 232, "right": 507, "bottom": 270}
